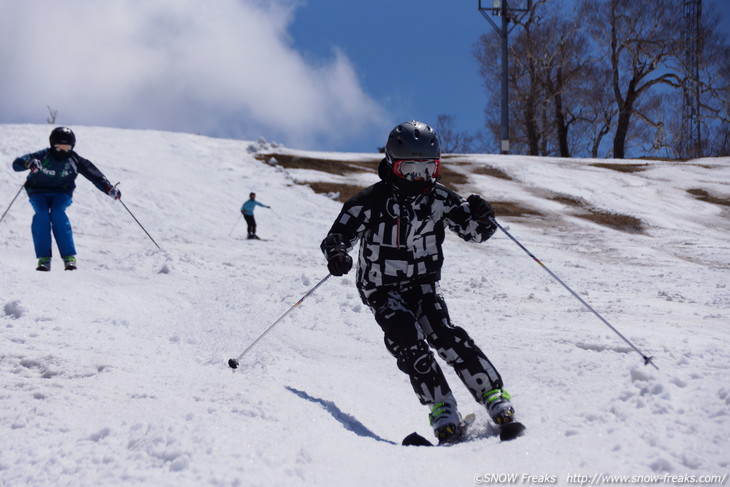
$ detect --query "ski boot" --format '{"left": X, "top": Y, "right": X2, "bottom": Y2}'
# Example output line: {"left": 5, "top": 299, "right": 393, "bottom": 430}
{"left": 429, "top": 401, "right": 463, "bottom": 445}
{"left": 483, "top": 388, "right": 525, "bottom": 440}
{"left": 482, "top": 388, "right": 516, "bottom": 425}
{"left": 36, "top": 257, "right": 51, "bottom": 272}
{"left": 63, "top": 256, "right": 77, "bottom": 271}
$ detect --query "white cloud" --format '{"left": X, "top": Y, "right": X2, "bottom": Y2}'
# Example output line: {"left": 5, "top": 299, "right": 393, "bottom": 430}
{"left": 0, "top": 0, "right": 388, "bottom": 149}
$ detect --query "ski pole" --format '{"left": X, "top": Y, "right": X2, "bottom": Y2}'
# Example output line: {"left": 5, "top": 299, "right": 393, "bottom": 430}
{"left": 228, "top": 273, "right": 332, "bottom": 369}
{"left": 229, "top": 214, "right": 242, "bottom": 236}
{"left": 490, "top": 217, "right": 657, "bottom": 370}
{"left": 114, "top": 184, "right": 162, "bottom": 250}
{"left": 0, "top": 182, "right": 26, "bottom": 225}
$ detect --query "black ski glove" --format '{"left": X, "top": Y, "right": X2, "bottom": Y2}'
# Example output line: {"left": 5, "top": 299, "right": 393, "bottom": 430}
{"left": 26, "top": 158, "right": 41, "bottom": 174}
{"left": 467, "top": 194, "right": 494, "bottom": 224}
{"left": 107, "top": 186, "right": 122, "bottom": 200}
{"left": 327, "top": 252, "right": 353, "bottom": 276}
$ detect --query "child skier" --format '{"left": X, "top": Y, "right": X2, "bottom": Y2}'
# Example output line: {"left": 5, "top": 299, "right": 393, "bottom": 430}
{"left": 320, "top": 121, "right": 517, "bottom": 444}
{"left": 240, "top": 192, "right": 270, "bottom": 240}
{"left": 12, "top": 127, "right": 121, "bottom": 271}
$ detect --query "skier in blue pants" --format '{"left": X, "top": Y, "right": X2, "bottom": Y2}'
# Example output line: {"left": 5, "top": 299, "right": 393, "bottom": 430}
{"left": 12, "top": 127, "right": 121, "bottom": 271}
{"left": 240, "top": 192, "right": 270, "bottom": 239}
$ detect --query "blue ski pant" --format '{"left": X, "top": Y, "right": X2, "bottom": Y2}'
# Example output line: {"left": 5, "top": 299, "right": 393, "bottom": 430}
{"left": 28, "top": 193, "right": 76, "bottom": 259}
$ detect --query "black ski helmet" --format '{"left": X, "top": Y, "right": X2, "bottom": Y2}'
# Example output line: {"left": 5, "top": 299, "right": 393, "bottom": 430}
{"left": 383, "top": 121, "right": 441, "bottom": 195}
{"left": 385, "top": 121, "right": 441, "bottom": 162}
{"left": 49, "top": 127, "right": 76, "bottom": 149}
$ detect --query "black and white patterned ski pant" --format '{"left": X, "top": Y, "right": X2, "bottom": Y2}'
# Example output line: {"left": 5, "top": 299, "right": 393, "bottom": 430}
{"left": 361, "top": 281, "right": 504, "bottom": 407}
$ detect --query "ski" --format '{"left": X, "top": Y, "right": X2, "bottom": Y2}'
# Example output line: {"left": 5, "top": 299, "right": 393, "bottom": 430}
{"left": 402, "top": 431, "right": 434, "bottom": 446}
{"left": 499, "top": 421, "right": 526, "bottom": 441}
{"left": 402, "top": 416, "right": 526, "bottom": 446}
{"left": 402, "top": 413, "right": 476, "bottom": 447}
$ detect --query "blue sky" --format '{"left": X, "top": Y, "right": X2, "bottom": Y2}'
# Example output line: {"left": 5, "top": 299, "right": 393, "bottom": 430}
{"left": 1, "top": 0, "right": 728, "bottom": 154}
{"left": 288, "top": 0, "right": 495, "bottom": 152}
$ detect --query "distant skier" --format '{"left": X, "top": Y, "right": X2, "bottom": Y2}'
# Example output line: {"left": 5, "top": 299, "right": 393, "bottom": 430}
{"left": 321, "top": 121, "right": 518, "bottom": 444}
{"left": 12, "top": 127, "right": 121, "bottom": 271}
{"left": 240, "top": 192, "right": 270, "bottom": 240}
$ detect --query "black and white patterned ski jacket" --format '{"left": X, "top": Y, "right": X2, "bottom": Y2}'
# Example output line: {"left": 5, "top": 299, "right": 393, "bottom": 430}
{"left": 321, "top": 159, "right": 496, "bottom": 292}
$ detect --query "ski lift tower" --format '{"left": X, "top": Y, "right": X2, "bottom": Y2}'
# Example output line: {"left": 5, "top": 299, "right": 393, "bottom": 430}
{"left": 478, "top": 0, "right": 531, "bottom": 154}
{"left": 681, "top": 0, "right": 702, "bottom": 158}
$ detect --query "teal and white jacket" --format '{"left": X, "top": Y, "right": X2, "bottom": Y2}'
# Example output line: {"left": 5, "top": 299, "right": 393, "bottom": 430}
{"left": 13, "top": 148, "right": 113, "bottom": 197}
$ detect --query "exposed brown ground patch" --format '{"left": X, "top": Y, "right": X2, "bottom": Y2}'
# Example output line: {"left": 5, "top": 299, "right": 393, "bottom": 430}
{"left": 255, "top": 151, "right": 647, "bottom": 232}
{"left": 306, "top": 182, "right": 365, "bottom": 202}
{"left": 492, "top": 201, "right": 543, "bottom": 218}
{"left": 590, "top": 162, "right": 650, "bottom": 173}
{"left": 573, "top": 210, "right": 644, "bottom": 233}
{"left": 471, "top": 165, "right": 513, "bottom": 180}
{"left": 687, "top": 188, "right": 730, "bottom": 206}
{"left": 548, "top": 193, "right": 587, "bottom": 208}
{"left": 255, "top": 153, "right": 377, "bottom": 175}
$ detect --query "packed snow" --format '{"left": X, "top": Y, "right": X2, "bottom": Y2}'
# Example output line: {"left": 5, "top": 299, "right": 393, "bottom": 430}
{"left": 1, "top": 124, "right": 728, "bottom": 486}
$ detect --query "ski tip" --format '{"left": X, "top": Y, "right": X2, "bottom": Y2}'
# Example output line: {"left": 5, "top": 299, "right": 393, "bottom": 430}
{"left": 402, "top": 432, "right": 434, "bottom": 447}
{"left": 499, "top": 422, "right": 526, "bottom": 441}
{"left": 227, "top": 358, "right": 239, "bottom": 369}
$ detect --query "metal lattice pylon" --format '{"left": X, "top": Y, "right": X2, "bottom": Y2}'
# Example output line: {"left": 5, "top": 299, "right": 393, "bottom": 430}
{"left": 681, "top": 0, "right": 703, "bottom": 158}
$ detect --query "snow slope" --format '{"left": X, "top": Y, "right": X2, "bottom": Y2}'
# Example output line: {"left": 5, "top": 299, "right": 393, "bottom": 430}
{"left": 1, "top": 124, "right": 728, "bottom": 486}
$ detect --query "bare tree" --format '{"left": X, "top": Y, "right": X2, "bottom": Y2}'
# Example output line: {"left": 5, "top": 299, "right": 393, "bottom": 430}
{"left": 583, "top": 0, "right": 684, "bottom": 159}
{"left": 436, "top": 114, "right": 475, "bottom": 154}
{"left": 475, "top": 0, "right": 729, "bottom": 158}
{"left": 46, "top": 106, "right": 58, "bottom": 124}
{"left": 476, "top": 0, "right": 593, "bottom": 157}
{"left": 533, "top": 12, "right": 590, "bottom": 157}
{"left": 475, "top": 6, "right": 545, "bottom": 156}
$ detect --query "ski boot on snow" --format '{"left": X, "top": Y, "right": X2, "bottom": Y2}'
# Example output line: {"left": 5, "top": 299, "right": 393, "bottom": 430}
{"left": 429, "top": 402, "right": 463, "bottom": 445}
{"left": 483, "top": 388, "right": 515, "bottom": 424}
{"left": 482, "top": 388, "right": 526, "bottom": 440}
{"left": 36, "top": 257, "right": 51, "bottom": 272}
{"left": 63, "top": 256, "right": 77, "bottom": 271}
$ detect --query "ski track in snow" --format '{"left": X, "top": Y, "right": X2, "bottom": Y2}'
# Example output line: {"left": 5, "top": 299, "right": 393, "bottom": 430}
{"left": 1, "top": 124, "right": 729, "bottom": 486}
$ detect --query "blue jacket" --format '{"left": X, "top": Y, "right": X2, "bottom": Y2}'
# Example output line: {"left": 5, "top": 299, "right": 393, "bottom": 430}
{"left": 241, "top": 199, "right": 267, "bottom": 215}
{"left": 13, "top": 148, "right": 113, "bottom": 197}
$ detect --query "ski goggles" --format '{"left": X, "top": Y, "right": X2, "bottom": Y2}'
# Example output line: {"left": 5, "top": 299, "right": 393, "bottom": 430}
{"left": 53, "top": 144, "right": 73, "bottom": 152}
{"left": 393, "top": 159, "right": 441, "bottom": 181}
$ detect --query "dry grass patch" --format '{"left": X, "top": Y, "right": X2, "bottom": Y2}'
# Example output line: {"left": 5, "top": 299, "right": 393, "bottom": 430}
{"left": 255, "top": 151, "right": 647, "bottom": 233}
{"left": 590, "top": 162, "right": 650, "bottom": 173}
{"left": 574, "top": 210, "right": 644, "bottom": 233}
{"left": 687, "top": 188, "right": 730, "bottom": 207}
{"left": 492, "top": 201, "right": 543, "bottom": 218}
{"left": 547, "top": 191, "right": 644, "bottom": 233}
{"left": 307, "top": 182, "right": 366, "bottom": 202}
{"left": 548, "top": 193, "right": 587, "bottom": 208}
{"left": 255, "top": 153, "right": 376, "bottom": 175}
{"left": 471, "top": 165, "right": 513, "bottom": 180}
{"left": 438, "top": 166, "right": 469, "bottom": 188}
{"left": 256, "top": 151, "right": 469, "bottom": 197}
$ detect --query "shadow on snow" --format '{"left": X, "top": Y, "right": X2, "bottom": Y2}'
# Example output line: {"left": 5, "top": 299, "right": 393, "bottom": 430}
{"left": 286, "top": 386, "right": 397, "bottom": 445}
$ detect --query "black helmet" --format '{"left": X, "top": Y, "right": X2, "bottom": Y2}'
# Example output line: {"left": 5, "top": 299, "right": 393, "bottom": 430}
{"left": 383, "top": 121, "right": 441, "bottom": 196}
{"left": 385, "top": 121, "right": 441, "bottom": 162}
{"left": 49, "top": 127, "right": 76, "bottom": 148}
